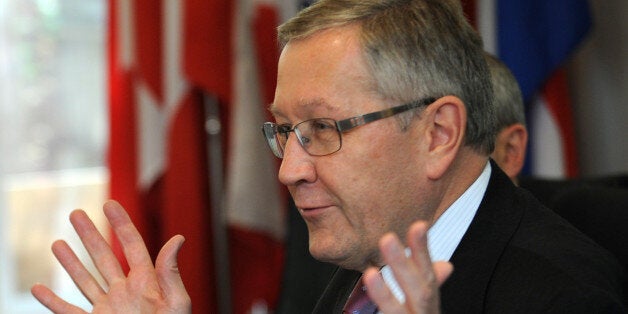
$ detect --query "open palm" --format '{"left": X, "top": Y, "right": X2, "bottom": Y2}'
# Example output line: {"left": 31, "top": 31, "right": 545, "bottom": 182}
{"left": 31, "top": 200, "right": 191, "bottom": 313}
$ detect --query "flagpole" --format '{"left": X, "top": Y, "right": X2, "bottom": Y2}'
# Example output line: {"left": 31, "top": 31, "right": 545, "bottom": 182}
{"left": 204, "top": 94, "right": 232, "bottom": 314}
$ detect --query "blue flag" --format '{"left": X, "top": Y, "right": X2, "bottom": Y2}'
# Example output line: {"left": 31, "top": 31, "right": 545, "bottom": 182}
{"left": 498, "top": 0, "right": 592, "bottom": 102}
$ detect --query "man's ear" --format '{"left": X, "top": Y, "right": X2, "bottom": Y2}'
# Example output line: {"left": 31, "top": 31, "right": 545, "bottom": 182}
{"left": 491, "top": 123, "right": 528, "bottom": 182}
{"left": 421, "top": 96, "right": 466, "bottom": 180}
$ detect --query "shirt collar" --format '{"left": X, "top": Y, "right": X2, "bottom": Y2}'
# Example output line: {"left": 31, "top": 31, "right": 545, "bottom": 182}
{"left": 427, "top": 161, "right": 492, "bottom": 261}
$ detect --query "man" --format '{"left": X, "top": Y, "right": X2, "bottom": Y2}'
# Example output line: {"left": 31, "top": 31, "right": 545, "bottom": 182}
{"left": 33, "top": 0, "right": 624, "bottom": 313}
{"left": 486, "top": 54, "right": 528, "bottom": 184}
{"left": 268, "top": 1, "right": 623, "bottom": 312}
{"left": 276, "top": 53, "right": 529, "bottom": 313}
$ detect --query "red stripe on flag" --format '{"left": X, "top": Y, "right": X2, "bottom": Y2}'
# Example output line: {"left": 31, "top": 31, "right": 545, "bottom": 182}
{"left": 183, "top": 0, "right": 233, "bottom": 171}
{"left": 184, "top": 0, "right": 233, "bottom": 104}
{"left": 540, "top": 68, "right": 579, "bottom": 177}
{"left": 229, "top": 228, "right": 285, "bottom": 314}
{"left": 108, "top": 0, "right": 137, "bottom": 273}
{"left": 134, "top": 0, "right": 163, "bottom": 103}
{"left": 163, "top": 91, "right": 218, "bottom": 313}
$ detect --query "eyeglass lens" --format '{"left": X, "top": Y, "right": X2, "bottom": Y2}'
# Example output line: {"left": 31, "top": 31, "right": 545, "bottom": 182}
{"left": 266, "top": 118, "right": 342, "bottom": 158}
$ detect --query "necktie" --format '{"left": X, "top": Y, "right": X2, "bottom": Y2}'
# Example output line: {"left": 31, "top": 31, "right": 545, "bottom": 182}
{"left": 343, "top": 278, "right": 378, "bottom": 314}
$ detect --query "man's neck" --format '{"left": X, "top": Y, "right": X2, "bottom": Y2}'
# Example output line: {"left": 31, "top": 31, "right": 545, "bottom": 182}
{"left": 431, "top": 152, "right": 490, "bottom": 223}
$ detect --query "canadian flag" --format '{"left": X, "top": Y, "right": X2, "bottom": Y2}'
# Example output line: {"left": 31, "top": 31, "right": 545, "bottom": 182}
{"left": 463, "top": 0, "right": 591, "bottom": 178}
{"left": 107, "top": 0, "right": 292, "bottom": 313}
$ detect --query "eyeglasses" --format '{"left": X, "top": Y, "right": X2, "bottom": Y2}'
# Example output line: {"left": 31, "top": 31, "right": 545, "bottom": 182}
{"left": 262, "top": 97, "right": 436, "bottom": 158}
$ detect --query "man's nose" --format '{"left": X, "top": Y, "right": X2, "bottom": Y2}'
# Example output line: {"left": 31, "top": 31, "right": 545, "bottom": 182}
{"left": 278, "top": 134, "right": 316, "bottom": 186}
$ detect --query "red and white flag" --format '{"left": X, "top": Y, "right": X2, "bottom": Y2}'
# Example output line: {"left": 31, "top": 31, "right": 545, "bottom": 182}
{"left": 226, "top": 1, "right": 299, "bottom": 313}
{"left": 108, "top": 0, "right": 293, "bottom": 313}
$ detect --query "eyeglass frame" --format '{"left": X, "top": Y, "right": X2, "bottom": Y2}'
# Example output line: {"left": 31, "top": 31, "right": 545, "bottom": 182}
{"left": 262, "top": 97, "right": 437, "bottom": 158}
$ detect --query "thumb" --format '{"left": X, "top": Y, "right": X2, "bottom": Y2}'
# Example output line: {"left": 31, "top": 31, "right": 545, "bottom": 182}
{"left": 155, "top": 235, "right": 191, "bottom": 308}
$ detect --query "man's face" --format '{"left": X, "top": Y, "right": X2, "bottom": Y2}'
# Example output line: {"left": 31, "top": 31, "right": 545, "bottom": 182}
{"left": 271, "top": 25, "right": 433, "bottom": 271}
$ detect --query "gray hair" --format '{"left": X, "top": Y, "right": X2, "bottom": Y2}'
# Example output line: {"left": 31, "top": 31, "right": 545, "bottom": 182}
{"left": 485, "top": 53, "right": 526, "bottom": 130}
{"left": 278, "top": 0, "right": 496, "bottom": 154}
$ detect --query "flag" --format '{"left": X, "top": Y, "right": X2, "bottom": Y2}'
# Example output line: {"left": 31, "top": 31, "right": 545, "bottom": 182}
{"left": 108, "top": 0, "right": 233, "bottom": 313}
{"left": 108, "top": 0, "right": 291, "bottom": 313}
{"left": 225, "top": 1, "right": 297, "bottom": 313}
{"left": 464, "top": 0, "right": 591, "bottom": 178}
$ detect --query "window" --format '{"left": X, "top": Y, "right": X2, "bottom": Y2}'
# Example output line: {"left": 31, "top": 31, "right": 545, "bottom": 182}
{"left": 0, "top": 0, "right": 106, "bottom": 312}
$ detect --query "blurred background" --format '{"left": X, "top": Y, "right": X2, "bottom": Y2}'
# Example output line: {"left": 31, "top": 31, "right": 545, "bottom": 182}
{"left": 0, "top": 0, "right": 625, "bottom": 313}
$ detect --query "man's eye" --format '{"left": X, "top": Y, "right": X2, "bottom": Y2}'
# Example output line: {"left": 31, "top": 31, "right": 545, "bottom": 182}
{"left": 311, "top": 119, "right": 335, "bottom": 131}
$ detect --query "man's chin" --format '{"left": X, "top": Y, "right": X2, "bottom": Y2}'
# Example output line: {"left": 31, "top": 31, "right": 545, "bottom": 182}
{"left": 309, "top": 242, "right": 346, "bottom": 265}
{"left": 309, "top": 246, "right": 369, "bottom": 271}
{"left": 308, "top": 244, "right": 338, "bottom": 263}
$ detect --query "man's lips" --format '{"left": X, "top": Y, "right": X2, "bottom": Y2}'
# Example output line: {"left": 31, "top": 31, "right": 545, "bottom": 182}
{"left": 297, "top": 205, "right": 333, "bottom": 217}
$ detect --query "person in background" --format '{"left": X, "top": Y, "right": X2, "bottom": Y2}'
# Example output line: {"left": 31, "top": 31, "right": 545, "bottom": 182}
{"left": 484, "top": 53, "right": 628, "bottom": 305}
{"left": 32, "top": 0, "right": 625, "bottom": 313}
{"left": 486, "top": 53, "right": 528, "bottom": 184}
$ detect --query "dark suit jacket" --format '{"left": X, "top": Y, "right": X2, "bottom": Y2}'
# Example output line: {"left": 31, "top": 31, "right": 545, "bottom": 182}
{"left": 312, "top": 164, "right": 625, "bottom": 313}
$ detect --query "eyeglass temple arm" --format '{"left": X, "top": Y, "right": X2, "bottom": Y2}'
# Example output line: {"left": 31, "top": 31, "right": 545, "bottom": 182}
{"left": 336, "top": 97, "right": 435, "bottom": 132}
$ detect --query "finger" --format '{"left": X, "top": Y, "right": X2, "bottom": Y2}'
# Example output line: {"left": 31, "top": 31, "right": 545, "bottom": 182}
{"left": 363, "top": 267, "right": 403, "bottom": 314}
{"left": 377, "top": 221, "right": 438, "bottom": 311}
{"left": 103, "top": 200, "right": 154, "bottom": 272}
{"left": 405, "top": 221, "right": 441, "bottom": 310}
{"left": 155, "top": 235, "right": 192, "bottom": 309}
{"left": 406, "top": 221, "right": 434, "bottom": 280}
{"left": 69, "top": 208, "right": 125, "bottom": 284}
{"left": 51, "top": 240, "right": 106, "bottom": 303}
{"left": 31, "top": 283, "right": 88, "bottom": 314}
{"left": 378, "top": 233, "right": 413, "bottom": 303}
{"left": 432, "top": 261, "right": 454, "bottom": 285}
{"left": 407, "top": 221, "right": 452, "bottom": 285}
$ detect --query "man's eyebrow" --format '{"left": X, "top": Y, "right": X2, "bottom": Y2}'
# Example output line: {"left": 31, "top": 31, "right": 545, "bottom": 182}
{"left": 269, "top": 98, "right": 338, "bottom": 120}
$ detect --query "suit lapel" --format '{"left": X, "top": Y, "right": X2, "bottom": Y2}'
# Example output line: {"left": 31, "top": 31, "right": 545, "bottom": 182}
{"left": 440, "top": 162, "right": 525, "bottom": 313}
{"left": 312, "top": 267, "right": 361, "bottom": 314}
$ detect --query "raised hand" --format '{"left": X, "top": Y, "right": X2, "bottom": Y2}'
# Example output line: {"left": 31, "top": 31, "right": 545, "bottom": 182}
{"left": 363, "top": 221, "right": 453, "bottom": 314}
{"left": 31, "top": 200, "right": 191, "bottom": 313}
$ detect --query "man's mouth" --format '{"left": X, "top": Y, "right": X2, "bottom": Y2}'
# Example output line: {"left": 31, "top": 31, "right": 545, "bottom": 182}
{"left": 298, "top": 205, "right": 332, "bottom": 217}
